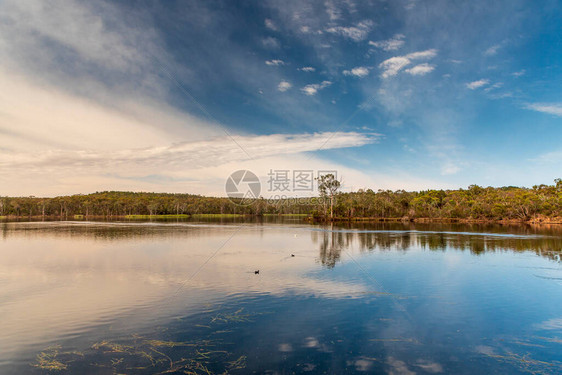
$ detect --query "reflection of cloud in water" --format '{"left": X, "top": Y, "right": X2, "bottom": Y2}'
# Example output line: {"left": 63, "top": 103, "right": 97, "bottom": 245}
{"left": 304, "top": 336, "right": 319, "bottom": 348}
{"left": 0, "top": 222, "right": 372, "bottom": 361}
{"left": 278, "top": 343, "right": 293, "bottom": 352}
{"left": 535, "top": 317, "right": 562, "bottom": 331}
{"left": 414, "top": 359, "right": 443, "bottom": 373}
{"left": 2, "top": 220, "right": 561, "bottom": 366}
{"left": 387, "top": 356, "right": 416, "bottom": 375}
{"left": 353, "top": 358, "right": 375, "bottom": 371}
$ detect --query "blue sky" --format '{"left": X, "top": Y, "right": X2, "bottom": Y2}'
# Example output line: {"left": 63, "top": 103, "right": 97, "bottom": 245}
{"left": 0, "top": 0, "right": 561, "bottom": 196}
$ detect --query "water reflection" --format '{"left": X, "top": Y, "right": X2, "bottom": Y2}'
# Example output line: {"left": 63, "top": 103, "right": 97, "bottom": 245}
{"left": 1, "top": 220, "right": 562, "bottom": 374}
{"left": 309, "top": 223, "right": 562, "bottom": 267}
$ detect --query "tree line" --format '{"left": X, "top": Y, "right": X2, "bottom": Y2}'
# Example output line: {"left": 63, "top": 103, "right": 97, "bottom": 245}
{"left": 0, "top": 179, "right": 561, "bottom": 222}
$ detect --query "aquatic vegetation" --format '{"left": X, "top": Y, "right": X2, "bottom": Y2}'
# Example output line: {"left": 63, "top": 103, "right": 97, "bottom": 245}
{"left": 31, "top": 345, "right": 84, "bottom": 371}
{"left": 227, "top": 356, "right": 247, "bottom": 370}
{"left": 31, "top": 346, "right": 67, "bottom": 371}
{"left": 535, "top": 336, "right": 562, "bottom": 344}
{"left": 30, "top": 310, "right": 256, "bottom": 374}
{"left": 210, "top": 308, "right": 256, "bottom": 324}
{"left": 483, "top": 351, "right": 562, "bottom": 374}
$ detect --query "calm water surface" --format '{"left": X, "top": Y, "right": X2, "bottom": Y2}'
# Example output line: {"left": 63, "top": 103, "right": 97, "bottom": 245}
{"left": 1, "top": 219, "right": 562, "bottom": 374}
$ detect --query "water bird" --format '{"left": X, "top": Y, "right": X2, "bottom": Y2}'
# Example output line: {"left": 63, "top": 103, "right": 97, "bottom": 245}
{"left": 254, "top": 270, "right": 260, "bottom": 274}
{"left": 291, "top": 254, "right": 295, "bottom": 257}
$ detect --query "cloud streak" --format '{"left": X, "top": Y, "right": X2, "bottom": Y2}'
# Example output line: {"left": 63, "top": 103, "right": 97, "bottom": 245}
{"left": 405, "top": 63, "right": 435, "bottom": 76}
{"left": 369, "top": 34, "right": 405, "bottom": 51}
{"left": 525, "top": 103, "right": 562, "bottom": 117}
{"left": 0, "top": 132, "right": 380, "bottom": 172}
{"left": 265, "top": 59, "right": 286, "bottom": 66}
{"left": 379, "top": 49, "right": 437, "bottom": 78}
{"left": 466, "top": 79, "right": 490, "bottom": 89}
{"left": 326, "top": 20, "right": 374, "bottom": 41}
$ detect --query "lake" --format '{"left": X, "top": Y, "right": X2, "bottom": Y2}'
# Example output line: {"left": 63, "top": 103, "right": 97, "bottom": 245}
{"left": 1, "top": 218, "right": 562, "bottom": 374}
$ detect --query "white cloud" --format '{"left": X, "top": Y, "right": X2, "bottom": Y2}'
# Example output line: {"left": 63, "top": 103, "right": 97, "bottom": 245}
{"left": 326, "top": 20, "right": 374, "bottom": 41}
{"left": 325, "top": 0, "right": 341, "bottom": 21}
{"left": 526, "top": 103, "right": 562, "bottom": 117}
{"left": 466, "top": 79, "right": 490, "bottom": 89}
{"left": 405, "top": 49, "right": 438, "bottom": 59}
{"left": 343, "top": 66, "right": 369, "bottom": 77}
{"left": 0, "top": 131, "right": 382, "bottom": 195}
{"left": 532, "top": 150, "right": 562, "bottom": 164}
{"left": 484, "top": 44, "right": 500, "bottom": 56}
{"left": 0, "top": 69, "right": 219, "bottom": 153}
{"left": 265, "top": 18, "right": 278, "bottom": 31}
{"left": 301, "top": 81, "right": 332, "bottom": 95}
{"left": 512, "top": 69, "right": 526, "bottom": 77}
{"left": 405, "top": 63, "right": 435, "bottom": 76}
{"left": 262, "top": 37, "right": 280, "bottom": 49}
{"left": 0, "top": 0, "right": 157, "bottom": 73}
{"left": 265, "top": 59, "right": 286, "bottom": 66}
{"left": 0, "top": 131, "right": 379, "bottom": 171}
{"left": 379, "top": 49, "right": 437, "bottom": 78}
{"left": 299, "top": 66, "right": 316, "bottom": 72}
{"left": 369, "top": 34, "right": 405, "bottom": 51}
{"left": 441, "top": 162, "right": 461, "bottom": 175}
{"left": 483, "top": 82, "right": 503, "bottom": 92}
{"left": 277, "top": 80, "right": 292, "bottom": 92}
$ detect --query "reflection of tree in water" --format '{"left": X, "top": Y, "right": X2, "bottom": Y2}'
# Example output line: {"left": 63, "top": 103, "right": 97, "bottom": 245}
{"left": 313, "top": 223, "right": 562, "bottom": 268}
{"left": 317, "top": 231, "right": 344, "bottom": 268}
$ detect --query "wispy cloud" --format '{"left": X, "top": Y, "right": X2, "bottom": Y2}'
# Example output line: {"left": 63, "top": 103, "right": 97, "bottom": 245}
{"left": 264, "top": 18, "right": 278, "bottom": 31}
{"left": 326, "top": 20, "right": 374, "bottom": 41}
{"left": 0, "top": 132, "right": 380, "bottom": 172}
{"left": 277, "top": 80, "right": 292, "bottom": 92}
{"left": 484, "top": 44, "right": 501, "bottom": 56}
{"left": 525, "top": 103, "right": 562, "bottom": 117}
{"left": 301, "top": 81, "right": 332, "bottom": 95}
{"left": 265, "top": 59, "right": 286, "bottom": 66}
{"left": 466, "top": 79, "right": 490, "bottom": 89}
{"left": 343, "top": 66, "right": 369, "bottom": 77}
{"left": 369, "top": 34, "right": 405, "bottom": 51}
{"left": 512, "top": 69, "right": 526, "bottom": 77}
{"left": 262, "top": 37, "right": 280, "bottom": 49}
{"left": 299, "top": 66, "right": 316, "bottom": 72}
{"left": 379, "top": 49, "right": 437, "bottom": 78}
{"left": 441, "top": 162, "right": 461, "bottom": 175}
{"left": 483, "top": 82, "right": 503, "bottom": 92}
{"left": 404, "top": 63, "right": 435, "bottom": 76}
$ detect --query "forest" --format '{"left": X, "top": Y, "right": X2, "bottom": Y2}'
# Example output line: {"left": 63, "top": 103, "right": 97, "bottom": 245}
{"left": 1, "top": 179, "right": 561, "bottom": 223}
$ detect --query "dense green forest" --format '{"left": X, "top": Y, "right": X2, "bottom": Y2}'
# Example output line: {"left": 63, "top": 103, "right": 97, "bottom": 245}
{"left": 1, "top": 179, "right": 561, "bottom": 222}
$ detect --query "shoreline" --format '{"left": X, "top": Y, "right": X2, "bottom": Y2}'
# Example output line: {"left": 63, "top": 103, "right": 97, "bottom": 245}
{"left": 2, "top": 214, "right": 562, "bottom": 225}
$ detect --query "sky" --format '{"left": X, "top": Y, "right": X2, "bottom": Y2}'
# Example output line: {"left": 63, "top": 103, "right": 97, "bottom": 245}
{"left": 0, "top": 0, "right": 561, "bottom": 197}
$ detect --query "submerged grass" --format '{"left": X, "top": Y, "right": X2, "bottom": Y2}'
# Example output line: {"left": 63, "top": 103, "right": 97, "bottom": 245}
{"left": 32, "top": 346, "right": 67, "bottom": 371}
{"left": 484, "top": 351, "right": 562, "bottom": 374}
{"left": 30, "top": 308, "right": 259, "bottom": 374}
{"left": 210, "top": 308, "right": 258, "bottom": 324}
{"left": 31, "top": 345, "right": 84, "bottom": 371}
